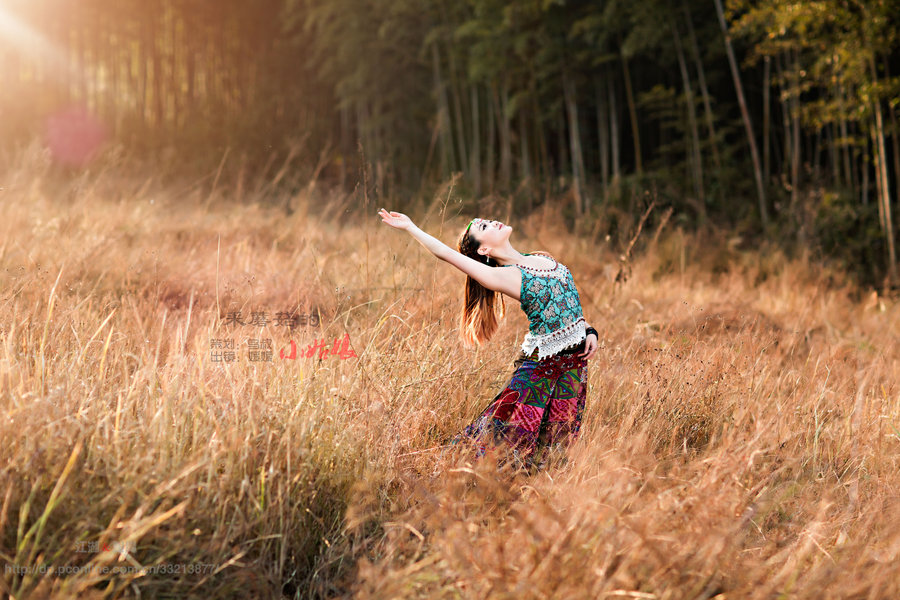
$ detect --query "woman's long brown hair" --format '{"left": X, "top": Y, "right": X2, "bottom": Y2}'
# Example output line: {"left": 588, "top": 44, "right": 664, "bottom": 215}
{"left": 457, "top": 225, "right": 505, "bottom": 345}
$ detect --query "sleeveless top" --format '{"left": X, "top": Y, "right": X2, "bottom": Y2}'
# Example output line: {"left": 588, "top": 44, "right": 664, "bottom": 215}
{"left": 502, "top": 253, "right": 586, "bottom": 360}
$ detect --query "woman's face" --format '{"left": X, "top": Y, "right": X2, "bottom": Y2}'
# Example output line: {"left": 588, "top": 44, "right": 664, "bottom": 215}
{"left": 469, "top": 218, "right": 512, "bottom": 255}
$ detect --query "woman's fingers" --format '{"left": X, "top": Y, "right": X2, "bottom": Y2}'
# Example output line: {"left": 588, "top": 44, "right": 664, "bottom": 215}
{"left": 378, "top": 209, "right": 404, "bottom": 221}
{"left": 379, "top": 209, "right": 398, "bottom": 224}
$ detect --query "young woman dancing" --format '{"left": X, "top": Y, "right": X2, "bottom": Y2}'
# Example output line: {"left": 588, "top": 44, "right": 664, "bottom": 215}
{"left": 378, "top": 209, "right": 599, "bottom": 468}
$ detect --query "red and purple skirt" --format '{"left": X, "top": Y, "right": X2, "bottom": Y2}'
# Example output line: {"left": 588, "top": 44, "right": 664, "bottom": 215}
{"left": 453, "top": 346, "right": 587, "bottom": 467}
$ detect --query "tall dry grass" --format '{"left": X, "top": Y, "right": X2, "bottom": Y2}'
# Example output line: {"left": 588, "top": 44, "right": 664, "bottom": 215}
{"left": 1, "top": 155, "right": 898, "bottom": 599}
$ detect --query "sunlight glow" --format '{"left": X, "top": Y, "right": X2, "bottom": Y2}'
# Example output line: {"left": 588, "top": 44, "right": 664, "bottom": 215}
{"left": 0, "top": 3, "right": 62, "bottom": 68}
{"left": 0, "top": 3, "right": 108, "bottom": 165}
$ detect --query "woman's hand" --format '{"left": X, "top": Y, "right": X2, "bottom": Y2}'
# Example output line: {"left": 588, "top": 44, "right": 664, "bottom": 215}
{"left": 579, "top": 332, "right": 598, "bottom": 360}
{"left": 379, "top": 208, "right": 414, "bottom": 231}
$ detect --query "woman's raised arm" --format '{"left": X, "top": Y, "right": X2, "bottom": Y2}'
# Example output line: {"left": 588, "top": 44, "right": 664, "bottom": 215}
{"left": 379, "top": 209, "right": 520, "bottom": 299}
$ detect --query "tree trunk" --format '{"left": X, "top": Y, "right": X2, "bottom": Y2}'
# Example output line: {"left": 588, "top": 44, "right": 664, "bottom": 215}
{"left": 556, "top": 109, "right": 569, "bottom": 184}
{"left": 105, "top": 11, "right": 118, "bottom": 125}
{"left": 152, "top": 0, "right": 164, "bottom": 126}
{"left": 714, "top": 0, "right": 768, "bottom": 225}
{"left": 763, "top": 56, "right": 771, "bottom": 185}
{"left": 683, "top": 0, "right": 721, "bottom": 171}
{"left": 470, "top": 85, "right": 482, "bottom": 195}
{"left": 672, "top": 19, "right": 705, "bottom": 208}
{"left": 838, "top": 84, "right": 855, "bottom": 194}
{"left": 77, "top": 11, "right": 88, "bottom": 105}
{"left": 518, "top": 111, "right": 531, "bottom": 182}
{"left": 828, "top": 123, "right": 840, "bottom": 188}
{"left": 170, "top": 6, "right": 180, "bottom": 125}
{"left": 861, "top": 141, "right": 870, "bottom": 207}
{"left": 885, "top": 59, "right": 900, "bottom": 283}
{"left": 431, "top": 45, "right": 453, "bottom": 177}
{"left": 139, "top": 14, "right": 148, "bottom": 125}
{"left": 790, "top": 49, "right": 801, "bottom": 218}
{"left": 186, "top": 20, "right": 196, "bottom": 125}
{"left": 890, "top": 103, "right": 900, "bottom": 241}
{"left": 596, "top": 77, "right": 610, "bottom": 197}
{"left": 531, "top": 89, "right": 551, "bottom": 197}
{"left": 609, "top": 73, "right": 621, "bottom": 185}
{"left": 446, "top": 46, "right": 468, "bottom": 175}
{"left": 60, "top": 6, "right": 73, "bottom": 104}
{"left": 563, "top": 72, "right": 586, "bottom": 215}
{"left": 775, "top": 54, "right": 791, "bottom": 191}
{"left": 621, "top": 52, "right": 642, "bottom": 174}
{"left": 870, "top": 63, "right": 897, "bottom": 283}
{"left": 486, "top": 86, "right": 495, "bottom": 193}
{"left": 357, "top": 101, "right": 370, "bottom": 174}
{"left": 340, "top": 106, "right": 351, "bottom": 187}
{"left": 813, "top": 127, "right": 822, "bottom": 182}
{"left": 495, "top": 84, "right": 512, "bottom": 190}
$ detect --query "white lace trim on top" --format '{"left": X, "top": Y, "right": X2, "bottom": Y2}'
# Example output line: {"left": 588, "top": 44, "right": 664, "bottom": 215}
{"left": 521, "top": 317, "right": 586, "bottom": 360}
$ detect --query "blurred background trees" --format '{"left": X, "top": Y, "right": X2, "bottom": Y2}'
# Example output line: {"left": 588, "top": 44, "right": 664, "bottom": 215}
{"left": 0, "top": 0, "right": 898, "bottom": 286}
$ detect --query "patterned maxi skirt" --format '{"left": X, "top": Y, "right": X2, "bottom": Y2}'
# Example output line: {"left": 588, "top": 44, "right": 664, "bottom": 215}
{"left": 453, "top": 347, "right": 587, "bottom": 468}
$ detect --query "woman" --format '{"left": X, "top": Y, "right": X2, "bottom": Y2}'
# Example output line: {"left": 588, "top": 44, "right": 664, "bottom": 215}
{"left": 378, "top": 209, "right": 599, "bottom": 468}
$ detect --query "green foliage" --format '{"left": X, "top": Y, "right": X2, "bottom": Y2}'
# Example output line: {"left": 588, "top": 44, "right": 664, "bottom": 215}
{"left": 811, "top": 189, "right": 886, "bottom": 286}
{"left": 732, "top": 0, "right": 899, "bottom": 143}
{"left": 0, "top": 0, "right": 897, "bottom": 283}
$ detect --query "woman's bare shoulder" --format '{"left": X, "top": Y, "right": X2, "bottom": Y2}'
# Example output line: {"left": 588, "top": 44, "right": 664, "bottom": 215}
{"left": 529, "top": 250, "right": 555, "bottom": 259}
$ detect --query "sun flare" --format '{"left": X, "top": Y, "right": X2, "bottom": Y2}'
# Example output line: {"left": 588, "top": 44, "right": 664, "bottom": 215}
{"left": 0, "top": 2, "right": 48, "bottom": 54}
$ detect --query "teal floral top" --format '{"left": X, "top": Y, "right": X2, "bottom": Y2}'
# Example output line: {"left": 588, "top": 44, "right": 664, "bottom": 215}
{"left": 503, "top": 253, "right": 586, "bottom": 359}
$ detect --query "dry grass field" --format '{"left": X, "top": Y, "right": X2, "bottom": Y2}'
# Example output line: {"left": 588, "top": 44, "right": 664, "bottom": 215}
{"left": 1, "top": 158, "right": 898, "bottom": 599}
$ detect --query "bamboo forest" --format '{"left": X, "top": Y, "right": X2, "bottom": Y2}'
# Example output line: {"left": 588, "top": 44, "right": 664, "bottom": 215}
{"left": 2, "top": 0, "right": 899, "bottom": 285}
